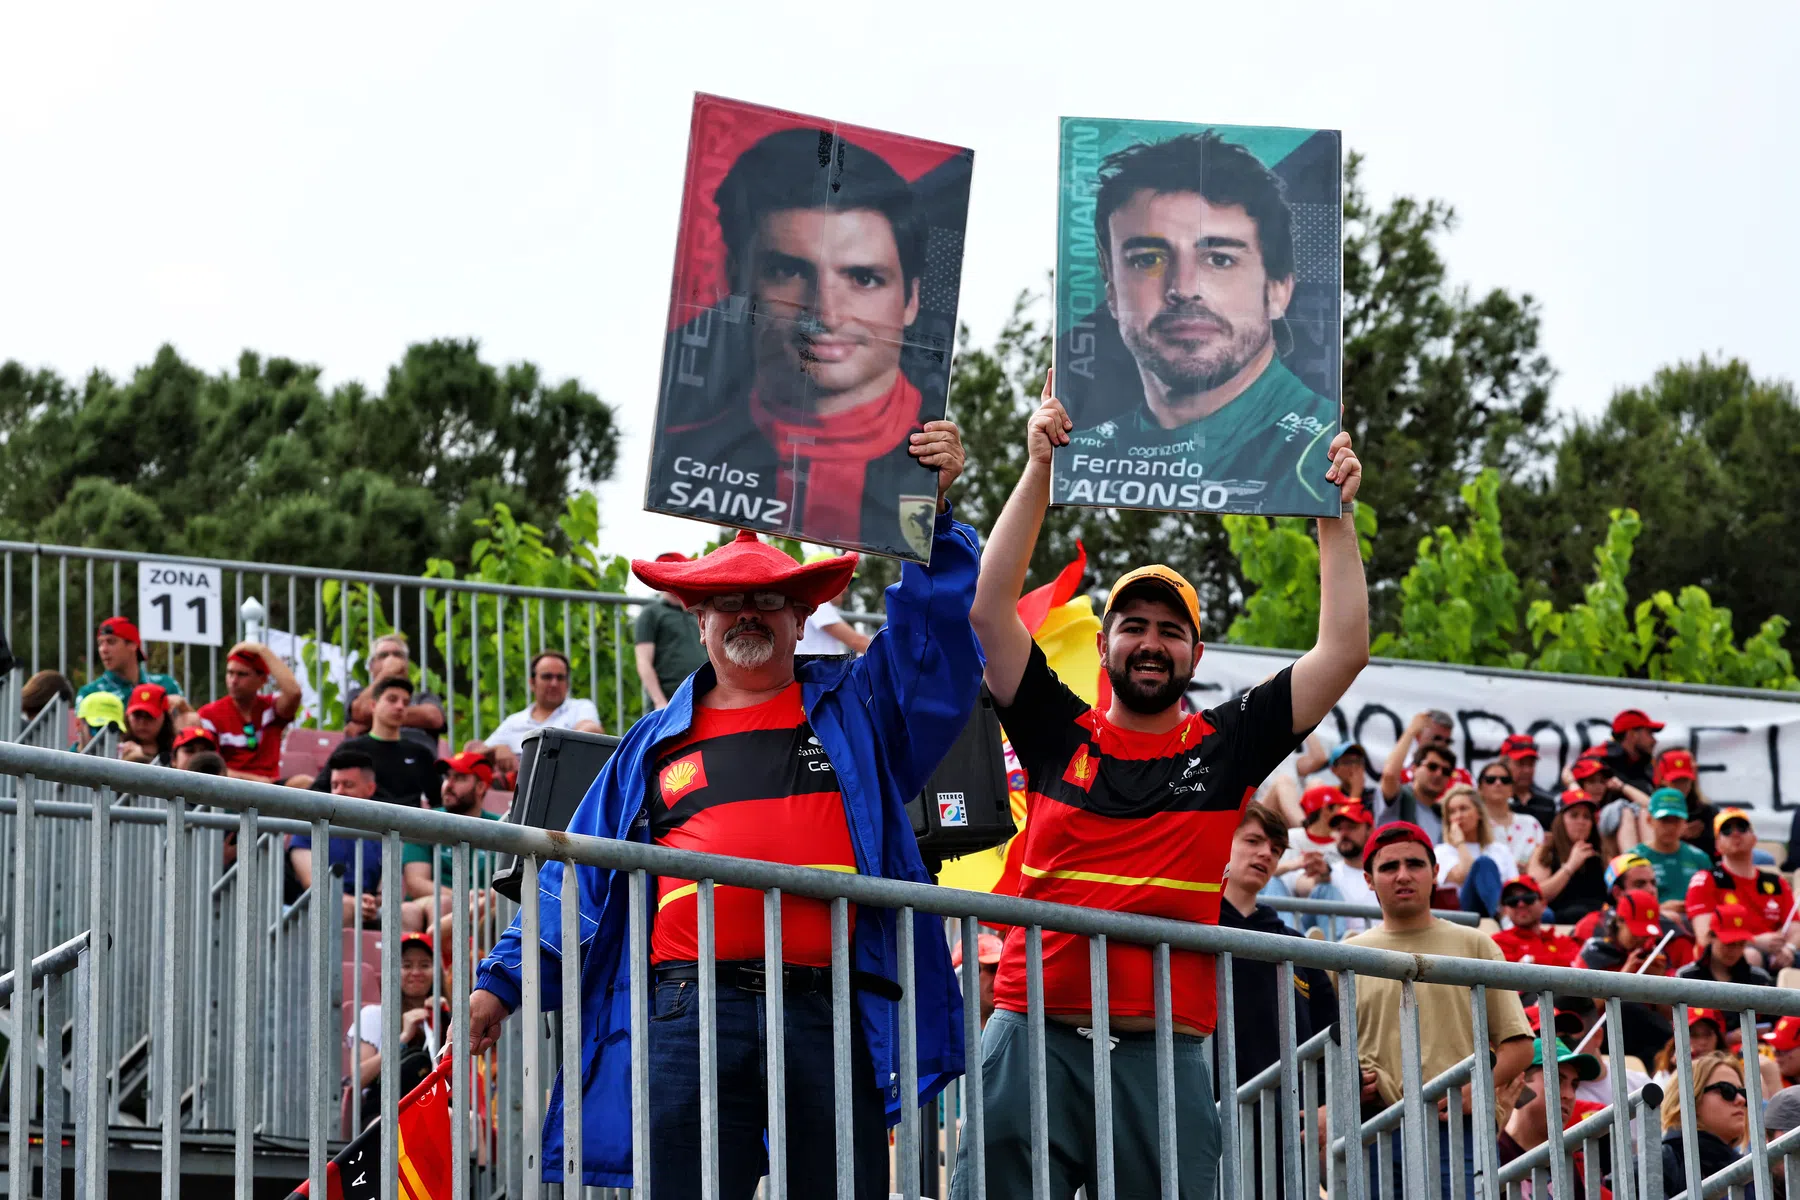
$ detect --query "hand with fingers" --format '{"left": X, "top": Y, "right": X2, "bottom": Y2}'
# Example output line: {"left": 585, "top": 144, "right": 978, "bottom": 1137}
{"left": 1028, "top": 368, "right": 1073, "bottom": 468}
{"left": 1322, "top": 430, "right": 1363, "bottom": 509}
{"left": 908, "top": 419, "right": 967, "bottom": 505}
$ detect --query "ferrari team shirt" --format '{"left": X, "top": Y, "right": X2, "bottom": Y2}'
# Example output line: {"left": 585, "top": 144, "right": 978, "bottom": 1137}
{"left": 649, "top": 682, "right": 857, "bottom": 966}
{"left": 1686, "top": 865, "right": 1796, "bottom": 935}
{"left": 992, "top": 643, "right": 1306, "bottom": 1034}
{"left": 197, "top": 693, "right": 290, "bottom": 778}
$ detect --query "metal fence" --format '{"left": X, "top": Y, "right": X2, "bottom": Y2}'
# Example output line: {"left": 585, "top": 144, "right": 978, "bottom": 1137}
{"left": 4, "top": 740, "right": 1800, "bottom": 1200}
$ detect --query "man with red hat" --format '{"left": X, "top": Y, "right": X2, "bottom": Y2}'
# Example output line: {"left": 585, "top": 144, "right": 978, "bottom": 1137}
{"left": 1499, "top": 732, "right": 1558, "bottom": 832}
{"left": 1346, "top": 821, "right": 1533, "bottom": 1200}
{"left": 1603, "top": 708, "right": 1663, "bottom": 795}
{"left": 954, "top": 379, "right": 1370, "bottom": 1198}
{"left": 1675, "top": 902, "right": 1776, "bottom": 991}
{"left": 170, "top": 725, "right": 219, "bottom": 771}
{"left": 196, "top": 641, "right": 302, "bottom": 780}
{"left": 1292, "top": 801, "right": 1379, "bottom": 937}
{"left": 1490, "top": 876, "right": 1579, "bottom": 967}
{"left": 469, "top": 424, "right": 977, "bottom": 1195}
{"left": 119, "top": 681, "right": 175, "bottom": 764}
{"left": 402, "top": 751, "right": 502, "bottom": 931}
{"left": 75, "top": 615, "right": 184, "bottom": 721}
{"left": 1763, "top": 1017, "right": 1800, "bottom": 1088}
{"left": 1687, "top": 807, "right": 1799, "bottom": 970}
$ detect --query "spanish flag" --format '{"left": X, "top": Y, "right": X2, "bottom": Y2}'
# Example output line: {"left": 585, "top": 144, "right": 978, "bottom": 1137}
{"left": 286, "top": 1057, "right": 454, "bottom": 1200}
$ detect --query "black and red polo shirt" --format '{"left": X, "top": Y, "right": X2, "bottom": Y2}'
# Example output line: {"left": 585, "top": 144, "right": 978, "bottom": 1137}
{"left": 648, "top": 682, "right": 857, "bottom": 966}
{"left": 993, "top": 643, "right": 1305, "bottom": 1034}
{"left": 1687, "top": 864, "right": 1795, "bottom": 936}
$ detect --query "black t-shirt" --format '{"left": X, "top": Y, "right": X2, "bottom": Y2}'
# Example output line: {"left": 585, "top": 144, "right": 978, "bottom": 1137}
{"left": 1602, "top": 739, "right": 1656, "bottom": 795}
{"left": 311, "top": 734, "right": 441, "bottom": 809}
{"left": 1215, "top": 899, "right": 1337, "bottom": 1093}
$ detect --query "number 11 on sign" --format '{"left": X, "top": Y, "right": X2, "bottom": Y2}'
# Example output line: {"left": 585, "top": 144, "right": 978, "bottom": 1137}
{"left": 137, "top": 561, "right": 223, "bottom": 647}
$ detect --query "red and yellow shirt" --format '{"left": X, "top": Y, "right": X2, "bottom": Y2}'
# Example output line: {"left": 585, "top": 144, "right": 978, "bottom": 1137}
{"left": 1490, "top": 924, "right": 1578, "bottom": 968}
{"left": 992, "top": 644, "right": 1303, "bottom": 1034}
{"left": 648, "top": 683, "right": 856, "bottom": 966}
{"left": 197, "top": 693, "right": 290, "bottom": 779}
{"left": 1686, "top": 865, "right": 1794, "bottom": 935}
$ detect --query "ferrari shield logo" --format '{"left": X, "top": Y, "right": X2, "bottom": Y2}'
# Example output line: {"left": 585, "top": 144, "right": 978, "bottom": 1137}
{"left": 898, "top": 495, "right": 936, "bottom": 560}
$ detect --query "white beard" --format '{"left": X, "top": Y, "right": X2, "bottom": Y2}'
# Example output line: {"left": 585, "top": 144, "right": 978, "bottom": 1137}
{"left": 721, "top": 632, "right": 774, "bottom": 669}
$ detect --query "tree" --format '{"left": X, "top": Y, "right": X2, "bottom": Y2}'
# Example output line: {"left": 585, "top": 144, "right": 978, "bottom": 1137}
{"left": 1222, "top": 506, "right": 1377, "bottom": 651}
{"left": 0, "top": 340, "right": 620, "bottom": 576}
{"left": 934, "top": 155, "right": 1557, "bottom": 630}
{"left": 1504, "top": 357, "right": 1800, "bottom": 635}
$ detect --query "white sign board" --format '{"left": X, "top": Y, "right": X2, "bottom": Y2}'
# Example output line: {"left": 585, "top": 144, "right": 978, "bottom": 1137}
{"left": 137, "top": 561, "right": 222, "bottom": 647}
{"left": 1191, "top": 646, "right": 1800, "bottom": 841}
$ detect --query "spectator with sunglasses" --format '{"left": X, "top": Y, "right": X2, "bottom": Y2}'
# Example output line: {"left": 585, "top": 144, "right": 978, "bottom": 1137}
{"left": 1498, "top": 733, "right": 1559, "bottom": 833}
{"left": 1688, "top": 808, "right": 1799, "bottom": 970}
{"left": 1490, "top": 876, "right": 1578, "bottom": 966}
{"left": 1376, "top": 742, "right": 1457, "bottom": 842}
{"left": 1661, "top": 1052, "right": 1751, "bottom": 1200}
{"left": 1476, "top": 759, "right": 1544, "bottom": 868}
{"left": 482, "top": 650, "right": 605, "bottom": 775}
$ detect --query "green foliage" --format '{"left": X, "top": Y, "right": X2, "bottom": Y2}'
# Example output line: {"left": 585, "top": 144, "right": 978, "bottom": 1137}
{"left": 1371, "top": 470, "right": 1524, "bottom": 667}
{"left": 1525, "top": 509, "right": 1656, "bottom": 678}
{"left": 1643, "top": 589, "right": 1799, "bottom": 690}
{"left": 1223, "top": 505, "right": 1377, "bottom": 651}
{"left": 0, "top": 340, "right": 620, "bottom": 576}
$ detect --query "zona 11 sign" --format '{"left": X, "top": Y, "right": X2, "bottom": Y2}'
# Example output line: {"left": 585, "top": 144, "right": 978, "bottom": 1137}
{"left": 137, "top": 561, "right": 222, "bottom": 647}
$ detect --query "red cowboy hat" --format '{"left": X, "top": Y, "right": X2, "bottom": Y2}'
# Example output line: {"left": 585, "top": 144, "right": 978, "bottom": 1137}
{"left": 632, "top": 532, "right": 858, "bottom": 611}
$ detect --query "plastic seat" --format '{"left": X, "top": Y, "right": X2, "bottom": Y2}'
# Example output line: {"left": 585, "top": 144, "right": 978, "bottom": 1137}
{"left": 281, "top": 728, "right": 346, "bottom": 780}
{"left": 342, "top": 961, "right": 380, "bottom": 1007}
{"left": 481, "top": 789, "right": 514, "bottom": 817}
{"left": 340, "top": 927, "right": 385, "bottom": 969}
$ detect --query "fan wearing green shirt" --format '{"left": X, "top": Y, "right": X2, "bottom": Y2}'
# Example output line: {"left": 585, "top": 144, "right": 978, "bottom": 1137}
{"left": 1057, "top": 131, "right": 1340, "bottom": 517}
{"left": 402, "top": 751, "right": 502, "bottom": 930}
{"left": 1633, "top": 788, "right": 1713, "bottom": 914}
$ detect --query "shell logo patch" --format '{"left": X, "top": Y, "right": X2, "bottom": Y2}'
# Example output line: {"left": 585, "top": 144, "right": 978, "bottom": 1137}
{"left": 660, "top": 753, "right": 708, "bottom": 800}
{"left": 1062, "top": 745, "right": 1098, "bottom": 791}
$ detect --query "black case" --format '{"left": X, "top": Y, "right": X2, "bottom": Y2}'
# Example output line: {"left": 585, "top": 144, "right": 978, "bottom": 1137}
{"left": 905, "top": 687, "right": 1015, "bottom": 868}
{"left": 489, "top": 726, "right": 620, "bottom": 902}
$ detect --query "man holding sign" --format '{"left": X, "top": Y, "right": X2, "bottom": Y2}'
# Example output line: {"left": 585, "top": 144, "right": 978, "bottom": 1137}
{"left": 953, "top": 374, "right": 1367, "bottom": 1198}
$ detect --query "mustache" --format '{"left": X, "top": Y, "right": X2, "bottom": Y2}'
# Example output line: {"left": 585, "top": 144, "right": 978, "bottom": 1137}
{"left": 724, "top": 621, "right": 773, "bottom": 643}
{"left": 1126, "top": 648, "right": 1174, "bottom": 672}
{"left": 1149, "top": 302, "right": 1232, "bottom": 336}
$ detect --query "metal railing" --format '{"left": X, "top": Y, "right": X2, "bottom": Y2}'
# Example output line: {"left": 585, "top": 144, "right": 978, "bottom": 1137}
{"left": 3, "top": 740, "right": 1799, "bottom": 1200}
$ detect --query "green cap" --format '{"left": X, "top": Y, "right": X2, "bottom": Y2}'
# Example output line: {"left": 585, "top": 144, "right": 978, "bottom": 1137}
{"left": 1532, "top": 1037, "right": 1602, "bottom": 1081}
{"left": 1648, "top": 788, "right": 1689, "bottom": 820}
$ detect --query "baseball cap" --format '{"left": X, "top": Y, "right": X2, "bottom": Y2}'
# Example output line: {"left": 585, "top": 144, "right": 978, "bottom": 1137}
{"left": 1525, "top": 1003, "right": 1584, "bottom": 1040}
{"left": 1714, "top": 807, "right": 1753, "bottom": 836}
{"left": 1570, "top": 757, "right": 1609, "bottom": 782}
{"left": 1301, "top": 784, "right": 1350, "bottom": 817}
{"left": 1689, "top": 1007, "right": 1729, "bottom": 1036}
{"left": 1605, "top": 853, "right": 1653, "bottom": 891}
{"left": 1329, "top": 803, "right": 1375, "bottom": 828}
{"left": 438, "top": 751, "right": 494, "bottom": 783}
{"left": 1763, "top": 1016, "right": 1800, "bottom": 1055}
{"left": 97, "top": 616, "right": 146, "bottom": 661}
{"left": 76, "top": 691, "right": 126, "bottom": 732}
{"left": 398, "top": 931, "right": 435, "bottom": 957}
{"left": 1365, "top": 821, "right": 1435, "bottom": 866}
{"left": 1655, "top": 749, "right": 1698, "bottom": 785}
{"left": 1104, "top": 565, "right": 1202, "bottom": 641}
{"left": 1648, "top": 788, "right": 1689, "bottom": 820}
{"left": 1559, "top": 788, "right": 1597, "bottom": 810}
{"left": 1530, "top": 1036, "right": 1602, "bottom": 1082}
{"left": 172, "top": 725, "right": 218, "bottom": 752}
{"left": 1499, "top": 733, "right": 1539, "bottom": 761}
{"left": 1501, "top": 876, "right": 1543, "bottom": 903}
{"left": 1710, "top": 903, "right": 1757, "bottom": 944}
{"left": 125, "top": 683, "right": 169, "bottom": 720}
{"left": 951, "top": 933, "right": 1003, "bottom": 969}
{"left": 1327, "top": 740, "right": 1368, "bottom": 766}
{"left": 1764, "top": 1086, "right": 1800, "bottom": 1134}
{"left": 1613, "top": 890, "right": 1662, "bottom": 940}
{"left": 1613, "top": 709, "right": 1665, "bottom": 735}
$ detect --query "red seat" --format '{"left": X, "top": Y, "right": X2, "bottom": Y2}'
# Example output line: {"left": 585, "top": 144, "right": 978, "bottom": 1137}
{"left": 281, "top": 728, "right": 346, "bottom": 781}
{"left": 340, "top": 928, "right": 385, "bottom": 970}
{"left": 342, "top": 961, "right": 380, "bottom": 1008}
{"left": 481, "top": 789, "right": 514, "bottom": 817}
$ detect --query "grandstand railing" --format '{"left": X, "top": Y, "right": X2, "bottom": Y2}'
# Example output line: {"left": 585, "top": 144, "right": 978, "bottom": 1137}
{"left": 2, "top": 742, "right": 1798, "bottom": 1200}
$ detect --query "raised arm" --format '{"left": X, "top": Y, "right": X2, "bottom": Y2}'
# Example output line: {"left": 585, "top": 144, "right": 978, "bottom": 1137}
{"left": 247, "top": 642, "right": 304, "bottom": 721}
{"left": 1382, "top": 714, "right": 1426, "bottom": 802}
{"left": 1286, "top": 433, "right": 1370, "bottom": 734}
{"left": 970, "top": 375, "right": 1068, "bottom": 707}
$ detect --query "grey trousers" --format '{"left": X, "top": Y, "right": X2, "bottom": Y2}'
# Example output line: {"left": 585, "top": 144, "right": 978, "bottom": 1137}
{"left": 949, "top": 1008, "right": 1220, "bottom": 1200}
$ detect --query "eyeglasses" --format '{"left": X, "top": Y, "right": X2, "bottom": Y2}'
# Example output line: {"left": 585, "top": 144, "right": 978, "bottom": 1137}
{"left": 1501, "top": 893, "right": 1538, "bottom": 907}
{"left": 708, "top": 591, "right": 791, "bottom": 613}
{"left": 535, "top": 672, "right": 568, "bottom": 683}
{"left": 1720, "top": 822, "right": 1752, "bottom": 837}
{"left": 1704, "top": 1081, "right": 1748, "bottom": 1104}
{"left": 1479, "top": 774, "right": 1512, "bottom": 786}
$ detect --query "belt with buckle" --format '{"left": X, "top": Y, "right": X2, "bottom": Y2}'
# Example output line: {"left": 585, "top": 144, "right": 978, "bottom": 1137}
{"left": 653, "top": 960, "right": 903, "bottom": 1002}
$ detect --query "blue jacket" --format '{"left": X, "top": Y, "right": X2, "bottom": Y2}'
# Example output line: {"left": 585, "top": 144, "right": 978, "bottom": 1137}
{"left": 475, "top": 506, "right": 984, "bottom": 1188}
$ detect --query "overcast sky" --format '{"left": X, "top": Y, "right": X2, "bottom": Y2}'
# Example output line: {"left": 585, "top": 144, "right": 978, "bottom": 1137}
{"left": 5, "top": 2, "right": 1797, "bottom": 573}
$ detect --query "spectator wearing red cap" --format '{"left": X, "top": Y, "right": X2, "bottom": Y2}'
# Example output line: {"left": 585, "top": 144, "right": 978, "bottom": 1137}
{"left": 1605, "top": 708, "right": 1663, "bottom": 796}
{"left": 1475, "top": 754, "right": 1544, "bottom": 872}
{"left": 1650, "top": 749, "right": 1717, "bottom": 860}
{"left": 951, "top": 929, "right": 1003, "bottom": 1028}
{"left": 1579, "top": 889, "right": 1680, "bottom": 1062}
{"left": 402, "top": 751, "right": 502, "bottom": 931}
{"left": 1527, "top": 790, "right": 1608, "bottom": 924}
{"left": 1568, "top": 852, "right": 1661, "bottom": 943}
{"left": 1275, "top": 782, "right": 1348, "bottom": 874}
{"left": 1687, "top": 807, "right": 1798, "bottom": 970}
{"left": 1763, "top": 1018, "right": 1800, "bottom": 1089}
{"left": 1563, "top": 750, "right": 1652, "bottom": 857}
{"left": 75, "top": 616, "right": 184, "bottom": 723}
{"left": 196, "top": 641, "right": 302, "bottom": 781}
{"left": 170, "top": 725, "right": 219, "bottom": 771}
{"left": 346, "top": 931, "right": 449, "bottom": 1132}
{"left": 1290, "top": 802, "right": 1379, "bottom": 938}
{"left": 1676, "top": 902, "right": 1775, "bottom": 991}
{"left": 1218, "top": 804, "right": 1337, "bottom": 1200}
{"left": 1347, "top": 821, "right": 1533, "bottom": 1200}
{"left": 1490, "top": 877, "right": 1578, "bottom": 967}
{"left": 1651, "top": 1008, "right": 1730, "bottom": 1089}
{"left": 633, "top": 554, "right": 707, "bottom": 710}
{"left": 119, "top": 682, "right": 176, "bottom": 765}
{"left": 1499, "top": 733, "right": 1559, "bottom": 832}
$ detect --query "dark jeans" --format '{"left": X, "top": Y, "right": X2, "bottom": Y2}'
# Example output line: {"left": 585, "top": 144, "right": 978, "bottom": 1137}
{"left": 1459, "top": 857, "right": 1504, "bottom": 918}
{"left": 648, "top": 978, "right": 889, "bottom": 1200}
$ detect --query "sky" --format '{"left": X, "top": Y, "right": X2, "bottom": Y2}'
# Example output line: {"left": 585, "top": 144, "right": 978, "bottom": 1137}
{"left": 5, "top": 1, "right": 1798, "bottom": 575}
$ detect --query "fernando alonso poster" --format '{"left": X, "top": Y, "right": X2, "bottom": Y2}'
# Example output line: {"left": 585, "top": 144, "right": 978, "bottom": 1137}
{"left": 645, "top": 93, "right": 975, "bottom": 562}
{"left": 1052, "top": 116, "right": 1342, "bottom": 518}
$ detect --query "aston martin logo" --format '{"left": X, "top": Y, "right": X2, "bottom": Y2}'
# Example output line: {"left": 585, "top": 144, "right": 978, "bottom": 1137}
{"left": 660, "top": 753, "right": 708, "bottom": 800}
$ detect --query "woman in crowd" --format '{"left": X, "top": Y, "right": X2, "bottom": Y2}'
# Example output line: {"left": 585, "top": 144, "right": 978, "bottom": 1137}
{"left": 1662, "top": 1051, "right": 1751, "bottom": 1200}
{"left": 1651, "top": 1009, "right": 1727, "bottom": 1088}
{"left": 346, "top": 931, "right": 449, "bottom": 1131}
{"left": 1529, "top": 791, "right": 1608, "bottom": 924}
{"left": 1477, "top": 759, "right": 1545, "bottom": 868}
{"left": 1435, "top": 784, "right": 1519, "bottom": 917}
{"left": 119, "top": 682, "right": 175, "bottom": 766}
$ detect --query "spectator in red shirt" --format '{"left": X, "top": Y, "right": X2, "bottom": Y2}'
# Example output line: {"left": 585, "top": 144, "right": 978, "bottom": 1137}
{"left": 1762, "top": 1017, "right": 1800, "bottom": 1089}
{"left": 1687, "top": 807, "right": 1798, "bottom": 970}
{"left": 196, "top": 642, "right": 302, "bottom": 780}
{"left": 1491, "top": 877, "right": 1579, "bottom": 966}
